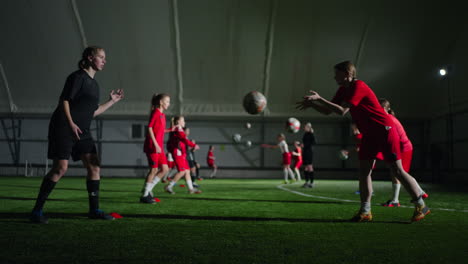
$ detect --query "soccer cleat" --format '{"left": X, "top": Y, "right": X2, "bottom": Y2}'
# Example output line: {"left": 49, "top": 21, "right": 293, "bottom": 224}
{"left": 307, "top": 183, "right": 314, "bottom": 188}
{"left": 140, "top": 195, "right": 156, "bottom": 204}
{"left": 283, "top": 180, "right": 289, "bottom": 184}
{"left": 411, "top": 205, "right": 431, "bottom": 222}
{"left": 164, "top": 185, "right": 175, "bottom": 195}
{"left": 422, "top": 193, "right": 429, "bottom": 199}
{"left": 30, "top": 211, "right": 48, "bottom": 224}
{"left": 193, "top": 183, "right": 200, "bottom": 188}
{"left": 89, "top": 209, "right": 115, "bottom": 220}
{"left": 350, "top": 211, "right": 373, "bottom": 222}
{"left": 301, "top": 183, "right": 309, "bottom": 188}
{"left": 188, "top": 188, "right": 202, "bottom": 194}
{"left": 381, "top": 200, "right": 401, "bottom": 207}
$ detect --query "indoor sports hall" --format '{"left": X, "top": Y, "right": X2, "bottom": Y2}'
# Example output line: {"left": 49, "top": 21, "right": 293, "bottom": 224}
{"left": 1, "top": 0, "right": 467, "bottom": 263}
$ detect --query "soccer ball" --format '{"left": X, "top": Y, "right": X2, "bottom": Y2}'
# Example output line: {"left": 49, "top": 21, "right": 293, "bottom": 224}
{"left": 232, "top": 134, "right": 242, "bottom": 143}
{"left": 245, "top": 140, "right": 252, "bottom": 147}
{"left": 338, "top": 150, "right": 349, "bottom": 160}
{"left": 245, "top": 122, "right": 251, "bottom": 129}
{"left": 243, "top": 91, "right": 267, "bottom": 115}
{"left": 286, "top": 117, "right": 301, "bottom": 133}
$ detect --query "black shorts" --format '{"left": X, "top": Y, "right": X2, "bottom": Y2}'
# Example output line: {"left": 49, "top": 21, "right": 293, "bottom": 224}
{"left": 48, "top": 136, "right": 97, "bottom": 162}
{"left": 302, "top": 150, "right": 313, "bottom": 165}
{"left": 187, "top": 159, "right": 196, "bottom": 169}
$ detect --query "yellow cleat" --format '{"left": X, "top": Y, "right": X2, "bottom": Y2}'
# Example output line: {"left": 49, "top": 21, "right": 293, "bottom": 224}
{"left": 411, "top": 205, "right": 431, "bottom": 222}
{"left": 350, "top": 211, "right": 373, "bottom": 222}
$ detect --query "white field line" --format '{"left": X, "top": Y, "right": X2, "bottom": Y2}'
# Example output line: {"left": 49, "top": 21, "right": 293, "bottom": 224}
{"left": 277, "top": 184, "right": 468, "bottom": 213}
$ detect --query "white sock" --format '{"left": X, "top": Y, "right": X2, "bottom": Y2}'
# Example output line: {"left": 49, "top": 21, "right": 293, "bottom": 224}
{"left": 392, "top": 183, "right": 401, "bottom": 202}
{"left": 361, "top": 202, "right": 371, "bottom": 213}
{"left": 143, "top": 182, "right": 155, "bottom": 196}
{"left": 210, "top": 169, "right": 216, "bottom": 177}
{"left": 152, "top": 176, "right": 161, "bottom": 185}
{"left": 283, "top": 169, "right": 289, "bottom": 181}
{"left": 414, "top": 196, "right": 425, "bottom": 206}
{"left": 295, "top": 169, "right": 301, "bottom": 181}
{"left": 288, "top": 168, "right": 295, "bottom": 180}
{"left": 416, "top": 184, "right": 425, "bottom": 196}
{"left": 168, "top": 170, "right": 177, "bottom": 179}
{"left": 186, "top": 179, "right": 194, "bottom": 190}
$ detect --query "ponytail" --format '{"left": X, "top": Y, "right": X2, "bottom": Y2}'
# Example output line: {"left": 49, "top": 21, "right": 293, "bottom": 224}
{"left": 378, "top": 98, "right": 395, "bottom": 116}
{"left": 78, "top": 46, "right": 104, "bottom": 69}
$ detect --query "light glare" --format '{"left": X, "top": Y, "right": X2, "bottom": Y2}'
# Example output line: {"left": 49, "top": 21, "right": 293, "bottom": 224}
{"left": 439, "top": 69, "right": 447, "bottom": 76}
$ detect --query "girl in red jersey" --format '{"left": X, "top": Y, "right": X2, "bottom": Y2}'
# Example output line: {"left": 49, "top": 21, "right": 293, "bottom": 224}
{"left": 262, "top": 133, "right": 296, "bottom": 184}
{"left": 141, "top": 94, "right": 170, "bottom": 203}
{"left": 165, "top": 116, "right": 201, "bottom": 194}
{"left": 297, "top": 61, "right": 430, "bottom": 222}
{"left": 291, "top": 141, "right": 303, "bottom": 181}
{"left": 206, "top": 145, "right": 217, "bottom": 178}
{"left": 377, "top": 98, "right": 427, "bottom": 207}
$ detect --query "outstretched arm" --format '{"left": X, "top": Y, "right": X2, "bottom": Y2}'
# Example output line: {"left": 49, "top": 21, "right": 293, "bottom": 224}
{"left": 94, "top": 89, "right": 124, "bottom": 117}
{"left": 297, "top": 91, "right": 350, "bottom": 116}
{"left": 261, "top": 144, "right": 279, "bottom": 149}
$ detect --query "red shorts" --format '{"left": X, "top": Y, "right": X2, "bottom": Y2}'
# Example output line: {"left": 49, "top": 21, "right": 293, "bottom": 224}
{"left": 146, "top": 152, "right": 168, "bottom": 168}
{"left": 359, "top": 126, "right": 401, "bottom": 162}
{"left": 207, "top": 161, "right": 215, "bottom": 168}
{"left": 173, "top": 153, "right": 189, "bottom": 172}
{"left": 401, "top": 150, "right": 413, "bottom": 172}
{"left": 294, "top": 159, "right": 302, "bottom": 169}
{"left": 167, "top": 153, "right": 175, "bottom": 169}
{"left": 282, "top": 152, "right": 292, "bottom": 165}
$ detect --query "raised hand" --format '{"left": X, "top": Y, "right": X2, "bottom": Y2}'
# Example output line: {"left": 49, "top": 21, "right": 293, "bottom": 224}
{"left": 110, "top": 89, "right": 124, "bottom": 103}
{"left": 304, "top": 90, "right": 321, "bottom": 101}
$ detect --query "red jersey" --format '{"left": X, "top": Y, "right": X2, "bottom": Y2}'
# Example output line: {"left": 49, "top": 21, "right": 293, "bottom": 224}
{"left": 143, "top": 108, "right": 166, "bottom": 153}
{"left": 332, "top": 80, "right": 394, "bottom": 136}
{"left": 293, "top": 146, "right": 302, "bottom": 162}
{"left": 206, "top": 150, "right": 214, "bottom": 165}
{"left": 389, "top": 114, "right": 413, "bottom": 152}
{"left": 167, "top": 126, "right": 196, "bottom": 156}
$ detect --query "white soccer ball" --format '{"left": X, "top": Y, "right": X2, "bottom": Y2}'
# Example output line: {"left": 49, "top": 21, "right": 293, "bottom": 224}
{"left": 338, "top": 149, "right": 349, "bottom": 160}
{"left": 286, "top": 117, "right": 301, "bottom": 133}
{"left": 232, "top": 133, "right": 242, "bottom": 143}
{"left": 245, "top": 140, "right": 252, "bottom": 147}
{"left": 245, "top": 122, "right": 251, "bottom": 129}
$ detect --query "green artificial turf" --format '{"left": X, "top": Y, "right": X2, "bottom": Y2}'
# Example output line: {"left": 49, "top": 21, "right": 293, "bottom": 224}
{"left": 0, "top": 176, "right": 467, "bottom": 263}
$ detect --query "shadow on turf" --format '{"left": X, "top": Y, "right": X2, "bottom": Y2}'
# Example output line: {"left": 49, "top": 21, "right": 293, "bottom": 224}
{"left": 0, "top": 196, "right": 66, "bottom": 201}
{"left": 1, "top": 184, "right": 137, "bottom": 193}
{"left": 0, "top": 212, "right": 410, "bottom": 224}
{"left": 166, "top": 196, "right": 344, "bottom": 205}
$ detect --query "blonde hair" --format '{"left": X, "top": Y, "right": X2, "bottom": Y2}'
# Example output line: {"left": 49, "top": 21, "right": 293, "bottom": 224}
{"left": 334, "top": 61, "right": 357, "bottom": 79}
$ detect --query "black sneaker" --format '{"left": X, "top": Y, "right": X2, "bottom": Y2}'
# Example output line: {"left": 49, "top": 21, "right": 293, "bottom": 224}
{"left": 30, "top": 211, "right": 48, "bottom": 224}
{"left": 193, "top": 183, "right": 200, "bottom": 188}
{"left": 89, "top": 209, "right": 115, "bottom": 220}
{"left": 140, "top": 195, "right": 156, "bottom": 204}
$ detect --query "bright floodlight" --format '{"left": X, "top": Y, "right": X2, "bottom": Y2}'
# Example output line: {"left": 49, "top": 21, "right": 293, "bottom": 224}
{"left": 439, "top": 69, "right": 447, "bottom": 76}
